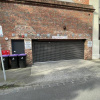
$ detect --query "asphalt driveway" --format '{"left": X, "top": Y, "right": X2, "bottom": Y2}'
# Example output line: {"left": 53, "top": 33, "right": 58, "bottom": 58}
{"left": 30, "top": 59, "right": 100, "bottom": 85}
{"left": 0, "top": 59, "right": 100, "bottom": 86}
{"left": 0, "top": 59, "right": 100, "bottom": 100}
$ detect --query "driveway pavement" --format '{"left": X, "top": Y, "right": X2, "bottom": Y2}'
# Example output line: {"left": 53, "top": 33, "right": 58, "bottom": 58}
{"left": 0, "top": 59, "right": 100, "bottom": 87}
{"left": 30, "top": 59, "right": 100, "bottom": 85}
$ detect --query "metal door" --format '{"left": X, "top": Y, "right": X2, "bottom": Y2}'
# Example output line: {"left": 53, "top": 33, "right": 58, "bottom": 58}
{"left": 12, "top": 40, "right": 24, "bottom": 54}
{"left": 32, "top": 40, "right": 84, "bottom": 63}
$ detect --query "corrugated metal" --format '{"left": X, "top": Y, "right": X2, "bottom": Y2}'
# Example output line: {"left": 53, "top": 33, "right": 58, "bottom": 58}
{"left": 32, "top": 40, "right": 84, "bottom": 62}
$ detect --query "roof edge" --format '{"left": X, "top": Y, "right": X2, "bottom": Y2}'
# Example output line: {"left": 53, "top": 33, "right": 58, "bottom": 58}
{"left": 0, "top": 0, "right": 95, "bottom": 12}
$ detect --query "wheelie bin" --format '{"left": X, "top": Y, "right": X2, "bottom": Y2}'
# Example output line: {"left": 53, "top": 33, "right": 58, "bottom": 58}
{"left": 18, "top": 54, "right": 27, "bottom": 68}
{"left": 0, "top": 55, "right": 9, "bottom": 70}
{"left": 9, "top": 54, "right": 18, "bottom": 69}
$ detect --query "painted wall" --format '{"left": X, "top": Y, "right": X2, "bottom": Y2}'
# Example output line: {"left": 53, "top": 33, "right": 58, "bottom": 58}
{"left": 89, "top": 0, "right": 99, "bottom": 59}
{"left": 57, "top": 0, "right": 89, "bottom": 4}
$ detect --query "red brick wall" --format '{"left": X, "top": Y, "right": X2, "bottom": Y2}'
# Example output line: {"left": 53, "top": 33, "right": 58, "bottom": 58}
{"left": 73, "top": 0, "right": 89, "bottom": 4}
{"left": 0, "top": 2, "right": 93, "bottom": 65}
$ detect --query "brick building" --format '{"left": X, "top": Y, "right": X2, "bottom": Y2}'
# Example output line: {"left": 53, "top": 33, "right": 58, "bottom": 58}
{"left": 0, "top": 0, "right": 94, "bottom": 65}
{"left": 60, "top": 0, "right": 100, "bottom": 59}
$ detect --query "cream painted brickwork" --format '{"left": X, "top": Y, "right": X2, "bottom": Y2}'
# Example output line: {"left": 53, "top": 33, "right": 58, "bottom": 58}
{"left": 89, "top": 0, "right": 100, "bottom": 59}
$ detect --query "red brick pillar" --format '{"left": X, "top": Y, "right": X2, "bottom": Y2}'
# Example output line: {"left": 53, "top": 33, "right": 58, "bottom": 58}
{"left": 84, "top": 39, "right": 92, "bottom": 60}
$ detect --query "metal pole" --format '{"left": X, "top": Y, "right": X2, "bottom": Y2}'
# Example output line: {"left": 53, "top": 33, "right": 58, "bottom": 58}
{"left": 0, "top": 44, "right": 6, "bottom": 81}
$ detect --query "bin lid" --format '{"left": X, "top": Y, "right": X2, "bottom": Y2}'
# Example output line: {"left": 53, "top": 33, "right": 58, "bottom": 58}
{"left": 2, "top": 55, "right": 9, "bottom": 57}
{"left": 9, "top": 54, "right": 18, "bottom": 57}
{"left": 18, "top": 54, "right": 27, "bottom": 56}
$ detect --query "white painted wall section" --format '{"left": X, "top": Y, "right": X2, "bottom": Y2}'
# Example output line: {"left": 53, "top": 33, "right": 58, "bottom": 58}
{"left": 89, "top": 0, "right": 99, "bottom": 59}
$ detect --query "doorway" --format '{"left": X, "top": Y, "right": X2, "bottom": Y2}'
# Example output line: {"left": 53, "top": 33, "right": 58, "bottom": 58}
{"left": 12, "top": 40, "right": 25, "bottom": 54}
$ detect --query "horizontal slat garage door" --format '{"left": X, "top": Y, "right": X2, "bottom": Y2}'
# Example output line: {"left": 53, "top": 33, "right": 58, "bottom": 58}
{"left": 32, "top": 40, "right": 84, "bottom": 63}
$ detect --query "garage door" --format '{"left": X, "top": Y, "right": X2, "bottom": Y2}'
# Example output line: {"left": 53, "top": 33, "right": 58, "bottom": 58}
{"left": 32, "top": 40, "right": 84, "bottom": 63}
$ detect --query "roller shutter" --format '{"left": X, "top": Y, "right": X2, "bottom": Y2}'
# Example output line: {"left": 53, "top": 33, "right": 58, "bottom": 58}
{"left": 32, "top": 40, "right": 84, "bottom": 63}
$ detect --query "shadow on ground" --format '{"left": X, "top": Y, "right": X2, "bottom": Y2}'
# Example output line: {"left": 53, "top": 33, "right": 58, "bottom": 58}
{"left": 0, "top": 60, "right": 100, "bottom": 100}
{"left": 36, "top": 77, "right": 100, "bottom": 100}
{"left": 0, "top": 59, "right": 100, "bottom": 87}
{"left": 1, "top": 75, "right": 100, "bottom": 100}
{"left": 29, "top": 59, "right": 100, "bottom": 85}
{"left": 0, "top": 67, "right": 31, "bottom": 85}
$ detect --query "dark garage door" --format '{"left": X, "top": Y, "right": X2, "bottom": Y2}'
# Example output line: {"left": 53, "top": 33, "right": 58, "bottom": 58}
{"left": 32, "top": 40, "right": 84, "bottom": 63}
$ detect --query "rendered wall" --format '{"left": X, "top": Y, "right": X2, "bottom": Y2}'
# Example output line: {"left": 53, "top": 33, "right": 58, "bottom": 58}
{"left": 89, "top": 0, "right": 99, "bottom": 59}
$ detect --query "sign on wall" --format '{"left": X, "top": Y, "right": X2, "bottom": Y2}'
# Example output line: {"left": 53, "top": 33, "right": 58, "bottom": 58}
{"left": 0, "top": 25, "right": 3, "bottom": 37}
{"left": 52, "top": 36, "right": 68, "bottom": 39}
{"left": 87, "top": 41, "right": 92, "bottom": 47}
{"left": 25, "top": 41, "right": 32, "bottom": 49}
